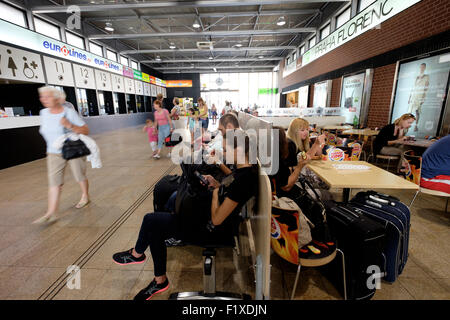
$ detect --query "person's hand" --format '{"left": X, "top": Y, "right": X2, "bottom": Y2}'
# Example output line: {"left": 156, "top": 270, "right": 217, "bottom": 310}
{"left": 203, "top": 175, "right": 220, "bottom": 189}
{"left": 398, "top": 136, "right": 408, "bottom": 142}
{"left": 60, "top": 117, "right": 72, "bottom": 129}
{"left": 297, "top": 153, "right": 311, "bottom": 167}
{"left": 316, "top": 134, "right": 326, "bottom": 147}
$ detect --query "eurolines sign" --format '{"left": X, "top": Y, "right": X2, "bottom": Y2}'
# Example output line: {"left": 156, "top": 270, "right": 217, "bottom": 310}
{"left": 302, "top": 0, "right": 422, "bottom": 66}
{"left": 42, "top": 40, "right": 122, "bottom": 74}
{"left": 0, "top": 18, "right": 122, "bottom": 75}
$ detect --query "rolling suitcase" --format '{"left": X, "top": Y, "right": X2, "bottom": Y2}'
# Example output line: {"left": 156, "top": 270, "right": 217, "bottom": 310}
{"left": 350, "top": 191, "right": 410, "bottom": 281}
{"left": 321, "top": 201, "right": 386, "bottom": 300}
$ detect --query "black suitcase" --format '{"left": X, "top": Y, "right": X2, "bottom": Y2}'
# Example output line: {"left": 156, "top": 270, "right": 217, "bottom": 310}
{"left": 153, "top": 174, "right": 182, "bottom": 212}
{"left": 320, "top": 201, "right": 386, "bottom": 300}
{"left": 350, "top": 191, "right": 410, "bottom": 282}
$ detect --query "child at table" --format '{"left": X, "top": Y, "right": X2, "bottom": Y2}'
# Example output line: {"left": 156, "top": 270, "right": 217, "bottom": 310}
{"left": 143, "top": 118, "right": 158, "bottom": 157}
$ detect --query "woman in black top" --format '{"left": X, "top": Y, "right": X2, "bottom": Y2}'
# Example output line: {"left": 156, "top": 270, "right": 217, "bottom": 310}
{"left": 112, "top": 129, "right": 258, "bottom": 300}
{"left": 373, "top": 113, "right": 416, "bottom": 171}
{"left": 270, "top": 127, "right": 310, "bottom": 198}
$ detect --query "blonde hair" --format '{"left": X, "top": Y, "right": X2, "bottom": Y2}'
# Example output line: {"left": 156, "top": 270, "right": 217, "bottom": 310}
{"left": 157, "top": 93, "right": 163, "bottom": 100}
{"left": 394, "top": 113, "right": 416, "bottom": 126}
{"left": 173, "top": 97, "right": 179, "bottom": 105}
{"left": 286, "top": 118, "right": 310, "bottom": 152}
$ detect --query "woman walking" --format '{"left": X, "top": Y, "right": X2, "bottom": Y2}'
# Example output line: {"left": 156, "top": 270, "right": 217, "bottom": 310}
{"left": 153, "top": 99, "right": 174, "bottom": 159}
{"left": 33, "top": 86, "right": 90, "bottom": 224}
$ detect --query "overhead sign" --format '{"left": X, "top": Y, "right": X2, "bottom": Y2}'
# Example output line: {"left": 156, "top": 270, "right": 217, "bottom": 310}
{"left": 94, "top": 69, "right": 112, "bottom": 91}
{"left": 123, "top": 66, "right": 134, "bottom": 79}
{"left": 135, "top": 80, "right": 144, "bottom": 95}
{"left": 43, "top": 56, "right": 74, "bottom": 86}
{"left": 302, "top": 0, "right": 422, "bottom": 66}
{"left": 0, "top": 43, "right": 45, "bottom": 83}
{"left": 133, "top": 69, "right": 142, "bottom": 81}
{"left": 73, "top": 64, "right": 96, "bottom": 90}
{"left": 149, "top": 76, "right": 156, "bottom": 85}
{"left": 111, "top": 74, "right": 125, "bottom": 93}
{"left": 142, "top": 72, "right": 150, "bottom": 83}
{"left": 125, "top": 77, "right": 135, "bottom": 94}
{"left": 166, "top": 80, "right": 193, "bottom": 87}
{"left": 143, "top": 83, "right": 151, "bottom": 96}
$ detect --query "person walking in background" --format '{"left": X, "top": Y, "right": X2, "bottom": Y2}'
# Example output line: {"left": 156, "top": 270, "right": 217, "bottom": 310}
{"left": 143, "top": 118, "right": 158, "bottom": 158}
{"left": 170, "top": 97, "right": 181, "bottom": 120}
{"left": 153, "top": 100, "right": 174, "bottom": 159}
{"left": 211, "top": 104, "right": 218, "bottom": 125}
{"left": 33, "top": 86, "right": 90, "bottom": 224}
{"left": 198, "top": 97, "right": 209, "bottom": 136}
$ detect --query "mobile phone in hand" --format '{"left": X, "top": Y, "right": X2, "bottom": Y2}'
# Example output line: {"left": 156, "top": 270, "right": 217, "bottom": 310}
{"left": 194, "top": 171, "right": 209, "bottom": 186}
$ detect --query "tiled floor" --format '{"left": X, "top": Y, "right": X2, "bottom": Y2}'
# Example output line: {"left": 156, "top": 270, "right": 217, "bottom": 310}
{"left": 0, "top": 125, "right": 448, "bottom": 300}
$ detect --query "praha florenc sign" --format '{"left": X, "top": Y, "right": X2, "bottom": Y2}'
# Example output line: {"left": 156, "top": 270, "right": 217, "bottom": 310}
{"left": 302, "top": 0, "right": 422, "bottom": 67}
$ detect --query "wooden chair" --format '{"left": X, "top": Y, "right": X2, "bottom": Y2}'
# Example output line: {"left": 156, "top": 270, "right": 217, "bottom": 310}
{"left": 403, "top": 150, "right": 449, "bottom": 213}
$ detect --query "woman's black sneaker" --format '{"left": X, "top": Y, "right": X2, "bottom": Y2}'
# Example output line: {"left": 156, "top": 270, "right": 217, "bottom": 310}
{"left": 165, "top": 237, "right": 185, "bottom": 247}
{"left": 134, "top": 278, "right": 170, "bottom": 300}
{"left": 112, "top": 248, "right": 146, "bottom": 265}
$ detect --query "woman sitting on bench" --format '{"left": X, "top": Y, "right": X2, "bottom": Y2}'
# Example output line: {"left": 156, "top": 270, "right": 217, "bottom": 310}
{"left": 112, "top": 129, "right": 258, "bottom": 300}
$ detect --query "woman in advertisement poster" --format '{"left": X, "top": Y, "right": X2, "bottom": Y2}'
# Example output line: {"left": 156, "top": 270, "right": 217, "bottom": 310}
{"left": 407, "top": 63, "right": 429, "bottom": 132}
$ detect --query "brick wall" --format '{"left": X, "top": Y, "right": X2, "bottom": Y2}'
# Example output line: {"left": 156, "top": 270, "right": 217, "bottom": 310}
{"left": 366, "top": 63, "right": 397, "bottom": 128}
{"left": 330, "top": 78, "right": 342, "bottom": 107}
{"left": 280, "top": 0, "right": 450, "bottom": 126}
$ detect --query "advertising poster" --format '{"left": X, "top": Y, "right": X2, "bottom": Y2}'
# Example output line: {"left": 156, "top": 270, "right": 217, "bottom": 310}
{"left": 286, "top": 91, "right": 298, "bottom": 108}
{"left": 391, "top": 53, "right": 450, "bottom": 138}
{"left": 313, "top": 80, "right": 331, "bottom": 109}
{"left": 340, "top": 72, "right": 365, "bottom": 124}
{"left": 298, "top": 85, "right": 309, "bottom": 109}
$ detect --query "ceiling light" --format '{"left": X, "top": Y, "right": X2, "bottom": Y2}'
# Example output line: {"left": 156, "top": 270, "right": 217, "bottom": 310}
{"left": 208, "top": 56, "right": 214, "bottom": 60}
{"left": 276, "top": 16, "right": 286, "bottom": 26}
{"left": 213, "top": 68, "right": 217, "bottom": 72}
{"left": 258, "top": 55, "right": 264, "bottom": 59}
{"left": 169, "top": 43, "right": 176, "bottom": 49}
{"left": 105, "top": 22, "right": 114, "bottom": 32}
{"left": 193, "top": 19, "right": 201, "bottom": 29}
{"left": 234, "top": 43, "right": 243, "bottom": 48}
{"left": 155, "top": 56, "right": 161, "bottom": 61}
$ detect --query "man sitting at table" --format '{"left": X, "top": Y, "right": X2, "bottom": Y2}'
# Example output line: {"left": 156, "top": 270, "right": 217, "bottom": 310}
{"left": 420, "top": 135, "right": 450, "bottom": 193}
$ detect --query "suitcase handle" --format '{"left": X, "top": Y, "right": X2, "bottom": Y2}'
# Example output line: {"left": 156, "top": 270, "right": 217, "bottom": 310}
{"left": 368, "top": 195, "right": 389, "bottom": 204}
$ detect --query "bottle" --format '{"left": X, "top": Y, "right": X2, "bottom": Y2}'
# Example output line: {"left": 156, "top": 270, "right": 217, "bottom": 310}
{"left": 353, "top": 115, "right": 359, "bottom": 128}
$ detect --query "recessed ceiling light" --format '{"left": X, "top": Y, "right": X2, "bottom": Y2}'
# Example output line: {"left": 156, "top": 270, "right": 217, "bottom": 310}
{"left": 276, "top": 16, "right": 286, "bottom": 26}
{"left": 169, "top": 43, "right": 176, "bottom": 49}
{"left": 105, "top": 22, "right": 114, "bottom": 32}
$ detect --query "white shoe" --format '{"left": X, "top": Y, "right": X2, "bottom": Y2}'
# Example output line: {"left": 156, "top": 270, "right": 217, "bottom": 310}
{"left": 154, "top": 154, "right": 161, "bottom": 159}
{"left": 167, "top": 152, "right": 171, "bottom": 158}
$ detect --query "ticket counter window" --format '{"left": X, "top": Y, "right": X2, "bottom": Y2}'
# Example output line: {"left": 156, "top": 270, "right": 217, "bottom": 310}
{"left": 126, "top": 94, "right": 137, "bottom": 113}
{"left": 77, "top": 88, "right": 89, "bottom": 117}
{"left": 98, "top": 92, "right": 106, "bottom": 115}
{"left": 113, "top": 93, "right": 120, "bottom": 114}
{"left": 136, "top": 95, "right": 144, "bottom": 113}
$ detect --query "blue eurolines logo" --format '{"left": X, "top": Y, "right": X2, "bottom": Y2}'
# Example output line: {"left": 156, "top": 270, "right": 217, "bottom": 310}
{"left": 93, "top": 58, "right": 120, "bottom": 71}
{"left": 43, "top": 40, "right": 87, "bottom": 61}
